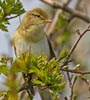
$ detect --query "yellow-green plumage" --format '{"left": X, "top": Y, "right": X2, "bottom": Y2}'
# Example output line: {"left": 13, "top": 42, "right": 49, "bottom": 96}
{"left": 12, "top": 8, "right": 55, "bottom": 59}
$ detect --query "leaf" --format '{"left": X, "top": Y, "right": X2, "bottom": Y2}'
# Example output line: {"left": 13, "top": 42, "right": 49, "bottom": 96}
{"left": 48, "top": 58, "right": 59, "bottom": 69}
{"left": 32, "top": 79, "right": 45, "bottom": 86}
{"left": 4, "top": 90, "right": 18, "bottom": 100}
{"left": 59, "top": 47, "right": 69, "bottom": 60}
{"left": 73, "top": 64, "right": 80, "bottom": 70}
{"left": 0, "top": 16, "right": 10, "bottom": 31}
{"left": 59, "top": 82, "right": 66, "bottom": 89}
{"left": 0, "top": 0, "right": 25, "bottom": 15}
{"left": 11, "top": 57, "right": 26, "bottom": 73}
{"left": 0, "top": 64, "right": 9, "bottom": 75}
{"left": 0, "top": 0, "right": 25, "bottom": 31}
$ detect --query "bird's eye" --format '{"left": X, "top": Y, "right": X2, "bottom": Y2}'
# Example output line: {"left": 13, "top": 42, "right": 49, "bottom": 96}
{"left": 32, "top": 14, "right": 41, "bottom": 18}
{"left": 37, "top": 15, "right": 41, "bottom": 18}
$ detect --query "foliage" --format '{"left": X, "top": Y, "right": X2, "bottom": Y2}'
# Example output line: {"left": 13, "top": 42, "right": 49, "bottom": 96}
{"left": 0, "top": 51, "right": 67, "bottom": 100}
{"left": 59, "top": 47, "right": 69, "bottom": 60}
{"left": 0, "top": 0, "right": 25, "bottom": 31}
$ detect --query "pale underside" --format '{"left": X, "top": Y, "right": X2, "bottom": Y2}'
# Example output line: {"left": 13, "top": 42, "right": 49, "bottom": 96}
{"left": 14, "top": 35, "right": 51, "bottom": 60}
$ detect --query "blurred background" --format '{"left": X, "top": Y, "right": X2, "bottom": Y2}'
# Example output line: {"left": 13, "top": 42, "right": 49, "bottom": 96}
{"left": 0, "top": 0, "right": 90, "bottom": 100}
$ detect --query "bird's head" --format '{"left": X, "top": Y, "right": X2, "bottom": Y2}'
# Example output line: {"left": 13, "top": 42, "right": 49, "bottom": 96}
{"left": 18, "top": 8, "right": 51, "bottom": 42}
{"left": 22, "top": 8, "right": 51, "bottom": 29}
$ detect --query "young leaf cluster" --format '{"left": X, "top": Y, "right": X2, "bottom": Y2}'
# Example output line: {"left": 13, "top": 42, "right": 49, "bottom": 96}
{"left": 0, "top": 0, "right": 25, "bottom": 31}
{"left": 0, "top": 52, "right": 66, "bottom": 99}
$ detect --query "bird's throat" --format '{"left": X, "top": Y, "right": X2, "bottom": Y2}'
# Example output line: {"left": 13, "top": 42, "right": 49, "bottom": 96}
{"left": 25, "top": 25, "right": 45, "bottom": 42}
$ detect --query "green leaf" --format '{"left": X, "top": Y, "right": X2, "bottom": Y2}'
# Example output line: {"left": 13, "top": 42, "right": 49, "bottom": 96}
{"left": 11, "top": 57, "right": 26, "bottom": 73}
{"left": 0, "top": 23, "right": 8, "bottom": 31}
{"left": 32, "top": 79, "right": 45, "bottom": 86}
{"left": 0, "top": 0, "right": 25, "bottom": 15}
{"left": 59, "top": 47, "right": 69, "bottom": 60}
{"left": 59, "top": 82, "right": 66, "bottom": 89}
{"left": 48, "top": 58, "right": 59, "bottom": 69}
{"left": 0, "top": 0, "right": 25, "bottom": 31}
{"left": 0, "top": 64, "right": 9, "bottom": 75}
{"left": 0, "top": 17, "right": 9, "bottom": 31}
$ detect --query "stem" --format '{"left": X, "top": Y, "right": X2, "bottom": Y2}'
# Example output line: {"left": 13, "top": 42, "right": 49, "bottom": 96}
{"left": 61, "top": 68, "right": 90, "bottom": 75}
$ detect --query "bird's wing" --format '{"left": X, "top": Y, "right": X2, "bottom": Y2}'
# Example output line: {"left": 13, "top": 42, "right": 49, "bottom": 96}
{"left": 13, "top": 42, "right": 17, "bottom": 57}
{"left": 10, "top": 36, "right": 17, "bottom": 57}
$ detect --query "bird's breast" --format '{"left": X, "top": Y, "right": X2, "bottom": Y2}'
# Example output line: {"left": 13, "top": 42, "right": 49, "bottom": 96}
{"left": 14, "top": 36, "right": 50, "bottom": 60}
{"left": 30, "top": 36, "right": 50, "bottom": 60}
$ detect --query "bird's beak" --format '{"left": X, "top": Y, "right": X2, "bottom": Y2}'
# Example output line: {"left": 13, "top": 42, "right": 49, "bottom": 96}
{"left": 44, "top": 19, "right": 52, "bottom": 23}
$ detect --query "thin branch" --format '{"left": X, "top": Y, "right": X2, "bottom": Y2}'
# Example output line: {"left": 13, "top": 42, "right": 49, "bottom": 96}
{"left": 6, "top": 15, "right": 20, "bottom": 20}
{"left": 67, "top": 71, "right": 77, "bottom": 100}
{"left": 70, "top": 76, "right": 77, "bottom": 100}
{"left": 64, "top": 0, "right": 72, "bottom": 6}
{"left": 81, "top": 77, "right": 90, "bottom": 91}
{"left": 67, "top": 72, "right": 73, "bottom": 100}
{"left": 65, "top": 25, "right": 90, "bottom": 63}
{"left": 60, "top": 68, "right": 90, "bottom": 75}
{"left": 59, "top": 60, "right": 72, "bottom": 67}
{"left": 59, "top": 25, "right": 90, "bottom": 68}
{"left": 40, "top": 0, "right": 90, "bottom": 23}
{"left": 46, "top": 0, "right": 72, "bottom": 35}
{"left": 46, "top": 1, "right": 66, "bottom": 35}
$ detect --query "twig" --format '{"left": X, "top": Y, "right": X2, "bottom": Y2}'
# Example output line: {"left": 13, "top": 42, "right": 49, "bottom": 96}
{"left": 59, "top": 24, "right": 90, "bottom": 68}
{"left": 23, "top": 74, "right": 33, "bottom": 98}
{"left": 55, "top": 17, "right": 90, "bottom": 100}
{"left": 67, "top": 72, "right": 73, "bottom": 100}
{"left": 59, "top": 60, "right": 72, "bottom": 67}
{"left": 65, "top": 25, "right": 90, "bottom": 62}
{"left": 40, "top": 0, "right": 90, "bottom": 23}
{"left": 46, "top": 0, "right": 72, "bottom": 37}
{"left": 18, "top": 86, "right": 26, "bottom": 92}
{"left": 60, "top": 68, "right": 90, "bottom": 75}
{"left": 81, "top": 77, "right": 90, "bottom": 91}
{"left": 46, "top": 0, "right": 71, "bottom": 35}
{"left": 64, "top": 0, "right": 72, "bottom": 6}
{"left": 70, "top": 76, "right": 77, "bottom": 100}
{"left": 66, "top": 71, "right": 77, "bottom": 100}
{"left": 6, "top": 15, "right": 20, "bottom": 20}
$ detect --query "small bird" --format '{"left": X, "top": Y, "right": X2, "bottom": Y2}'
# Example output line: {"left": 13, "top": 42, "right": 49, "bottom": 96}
{"left": 12, "top": 8, "right": 55, "bottom": 100}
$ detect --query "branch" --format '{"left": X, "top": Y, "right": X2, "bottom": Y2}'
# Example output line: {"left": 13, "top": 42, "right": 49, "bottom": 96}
{"left": 40, "top": 0, "right": 90, "bottom": 23}
{"left": 60, "top": 68, "right": 90, "bottom": 75}
{"left": 65, "top": 24, "right": 90, "bottom": 62}
{"left": 59, "top": 24, "right": 90, "bottom": 68}
{"left": 81, "top": 77, "right": 90, "bottom": 91}
{"left": 67, "top": 72, "right": 73, "bottom": 100}
{"left": 64, "top": 0, "right": 72, "bottom": 6}
{"left": 46, "top": 0, "right": 72, "bottom": 35}
{"left": 6, "top": 15, "right": 20, "bottom": 20}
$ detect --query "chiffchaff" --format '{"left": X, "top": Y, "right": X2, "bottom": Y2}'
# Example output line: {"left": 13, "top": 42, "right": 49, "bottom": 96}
{"left": 12, "top": 7, "right": 55, "bottom": 60}
{"left": 12, "top": 8, "right": 55, "bottom": 100}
